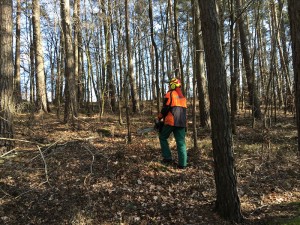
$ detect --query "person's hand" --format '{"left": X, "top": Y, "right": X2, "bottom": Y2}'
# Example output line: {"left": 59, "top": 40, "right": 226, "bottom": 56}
{"left": 154, "top": 118, "right": 160, "bottom": 130}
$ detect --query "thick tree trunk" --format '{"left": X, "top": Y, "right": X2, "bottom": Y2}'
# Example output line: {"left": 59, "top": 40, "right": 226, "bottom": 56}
{"left": 32, "top": 0, "right": 48, "bottom": 113}
{"left": 61, "top": 0, "right": 78, "bottom": 122}
{"left": 0, "top": 0, "right": 14, "bottom": 152}
{"left": 288, "top": 0, "right": 300, "bottom": 153}
{"left": 198, "top": 0, "right": 243, "bottom": 222}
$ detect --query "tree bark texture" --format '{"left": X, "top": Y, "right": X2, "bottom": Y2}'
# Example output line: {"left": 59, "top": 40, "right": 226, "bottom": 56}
{"left": 61, "top": 0, "right": 78, "bottom": 121}
{"left": 14, "top": 0, "right": 21, "bottom": 103}
{"left": 235, "top": 0, "right": 262, "bottom": 119}
{"left": 149, "top": 0, "right": 160, "bottom": 114}
{"left": 173, "top": 0, "right": 185, "bottom": 94}
{"left": 0, "top": 0, "right": 14, "bottom": 151}
{"left": 105, "top": 1, "right": 116, "bottom": 112}
{"left": 32, "top": 0, "right": 48, "bottom": 113}
{"left": 198, "top": 0, "right": 243, "bottom": 222}
{"left": 125, "top": 0, "right": 140, "bottom": 113}
{"left": 288, "top": 0, "right": 300, "bottom": 153}
{"left": 73, "top": 0, "right": 81, "bottom": 108}
{"left": 193, "top": 0, "right": 210, "bottom": 128}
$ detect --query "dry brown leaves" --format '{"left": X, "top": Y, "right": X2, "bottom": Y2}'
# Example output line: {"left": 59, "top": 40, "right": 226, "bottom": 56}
{"left": 0, "top": 112, "right": 299, "bottom": 224}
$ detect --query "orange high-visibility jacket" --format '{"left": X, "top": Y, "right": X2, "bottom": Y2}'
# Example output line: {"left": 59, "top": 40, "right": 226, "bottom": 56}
{"left": 159, "top": 90, "right": 187, "bottom": 127}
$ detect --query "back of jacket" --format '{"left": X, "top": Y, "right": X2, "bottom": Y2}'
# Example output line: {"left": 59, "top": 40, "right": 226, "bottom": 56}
{"left": 161, "top": 90, "right": 187, "bottom": 127}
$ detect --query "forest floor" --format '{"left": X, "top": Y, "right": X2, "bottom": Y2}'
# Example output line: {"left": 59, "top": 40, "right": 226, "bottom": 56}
{"left": 0, "top": 107, "right": 299, "bottom": 225}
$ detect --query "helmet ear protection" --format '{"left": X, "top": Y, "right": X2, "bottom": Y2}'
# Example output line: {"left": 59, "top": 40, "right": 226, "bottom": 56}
{"left": 169, "top": 78, "right": 181, "bottom": 90}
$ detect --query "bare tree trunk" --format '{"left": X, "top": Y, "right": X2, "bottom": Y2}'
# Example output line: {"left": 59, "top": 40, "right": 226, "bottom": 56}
{"left": 193, "top": 0, "right": 210, "bottom": 128}
{"left": 174, "top": 0, "right": 185, "bottom": 94}
{"left": 100, "top": 0, "right": 116, "bottom": 112}
{"left": 116, "top": 5, "right": 124, "bottom": 124}
{"left": 30, "top": 43, "right": 35, "bottom": 104}
{"left": 229, "top": 0, "right": 239, "bottom": 134}
{"left": 0, "top": 0, "right": 14, "bottom": 152}
{"left": 85, "top": 41, "right": 92, "bottom": 115}
{"left": 56, "top": 34, "right": 64, "bottom": 118}
{"left": 149, "top": 0, "right": 160, "bottom": 114}
{"left": 14, "top": 0, "right": 21, "bottom": 103}
{"left": 235, "top": 0, "right": 261, "bottom": 119}
{"left": 232, "top": 25, "right": 240, "bottom": 134}
{"left": 32, "top": 0, "right": 48, "bottom": 113}
{"left": 277, "top": 2, "right": 293, "bottom": 107}
{"left": 73, "top": 0, "right": 81, "bottom": 109}
{"left": 125, "top": 0, "right": 140, "bottom": 113}
{"left": 288, "top": 0, "right": 300, "bottom": 153}
{"left": 198, "top": 0, "right": 243, "bottom": 222}
{"left": 61, "top": 0, "right": 78, "bottom": 122}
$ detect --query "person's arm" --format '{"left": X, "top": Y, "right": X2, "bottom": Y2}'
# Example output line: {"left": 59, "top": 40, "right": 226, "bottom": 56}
{"left": 158, "top": 92, "right": 172, "bottom": 120}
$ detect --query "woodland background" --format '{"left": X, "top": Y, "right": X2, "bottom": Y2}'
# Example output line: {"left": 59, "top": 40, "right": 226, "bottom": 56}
{"left": 0, "top": 0, "right": 299, "bottom": 224}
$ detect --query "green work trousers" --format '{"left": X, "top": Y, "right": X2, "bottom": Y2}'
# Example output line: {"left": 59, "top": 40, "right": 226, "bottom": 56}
{"left": 159, "top": 125, "right": 187, "bottom": 167}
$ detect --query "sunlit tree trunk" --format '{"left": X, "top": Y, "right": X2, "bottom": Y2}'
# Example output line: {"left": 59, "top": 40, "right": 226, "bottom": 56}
{"left": 198, "top": 0, "right": 243, "bottom": 222}
{"left": 102, "top": 0, "right": 116, "bottom": 112}
{"left": 14, "top": 0, "right": 21, "bottom": 103}
{"left": 125, "top": 0, "right": 140, "bottom": 113}
{"left": 61, "top": 0, "right": 78, "bottom": 122}
{"left": 149, "top": 0, "right": 160, "bottom": 113}
{"left": 167, "top": 0, "right": 175, "bottom": 77}
{"left": 0, "top": 0, "right": 14, "bottom": 152}
{"left": 32, "top": 0, "right": 48, "bottom": 113}
{"left": 174, "top": 0, "right": 185, "bottom": 94}
{"left": 73, "top": 0, "right": 81, "bottom": 109}
{"left": 116, "top": 4, "right": 124, "bottom": 124}
{"left": 55, "top": 34, "right": 64, "bottom": 118}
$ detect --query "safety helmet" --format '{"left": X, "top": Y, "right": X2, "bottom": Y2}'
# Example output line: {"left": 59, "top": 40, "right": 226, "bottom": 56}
{"left": 169, "top": 78, "right": 181, "bottom": 90}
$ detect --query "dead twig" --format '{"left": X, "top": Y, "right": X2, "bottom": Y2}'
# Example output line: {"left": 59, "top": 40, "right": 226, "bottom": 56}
{"left": 0, "top": 188, "right": 13, "bottom": 199}
{"left": 0, "top": 147, "right": 18, "bottom": 158}
{"left": 37, "top": 145, "right": 51, "bottom": 187}
{"left": 30, "top": 138, "right": 63, "bottom": 162}
{"left": 82, "top": 144, "right": 95, "bottom": 175}
{"left": 0, "top": 137, "right": 45, "bottom": 146}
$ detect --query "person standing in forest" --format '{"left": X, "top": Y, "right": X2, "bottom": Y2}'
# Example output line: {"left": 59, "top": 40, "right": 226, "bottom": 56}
{"left": 156, "top": 78, "right": 187, "bottom": 169}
